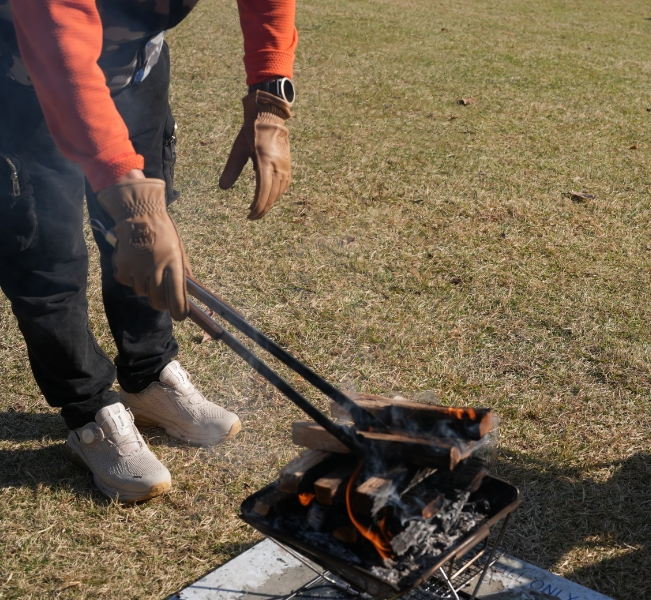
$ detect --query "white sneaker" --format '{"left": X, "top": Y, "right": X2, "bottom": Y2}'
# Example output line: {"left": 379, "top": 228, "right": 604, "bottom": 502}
{"left": 120, "top": 360, "right": 242, "bottom": 446}
{"left": 64, "top": 402, "right": 172, "bottom": 502}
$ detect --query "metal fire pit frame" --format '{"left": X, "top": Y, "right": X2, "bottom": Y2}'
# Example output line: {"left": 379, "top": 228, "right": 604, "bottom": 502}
{"left": 240, "top": 475, "right": 520, "bottom": 600}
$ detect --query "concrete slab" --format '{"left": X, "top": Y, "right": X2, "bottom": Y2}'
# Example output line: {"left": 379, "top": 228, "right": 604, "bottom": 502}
{"left": 171, "top": 539, "right": 614, "bottom": 600}
{"left": 458, "top": 555, "right": 613, "bottom": 600}
{"left": 170, "top": 538, "right": 318, "bottom": 600}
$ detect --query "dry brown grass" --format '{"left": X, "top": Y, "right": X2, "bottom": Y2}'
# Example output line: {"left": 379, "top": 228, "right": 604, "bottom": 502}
{"left": 2, "top": 0, "right": 651, "bottom": 598}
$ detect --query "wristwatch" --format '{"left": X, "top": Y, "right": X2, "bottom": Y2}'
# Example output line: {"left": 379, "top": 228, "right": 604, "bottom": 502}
{"left": 248, "top": 77, "right": 295, "bottom": 105}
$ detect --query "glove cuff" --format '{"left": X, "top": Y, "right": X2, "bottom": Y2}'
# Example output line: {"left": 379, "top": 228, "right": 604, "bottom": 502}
{"left": 242, "top": 90, "right": 292, "bottom": 122}
{"left": 98, "top": 178, "right": 167, "bottom": 223}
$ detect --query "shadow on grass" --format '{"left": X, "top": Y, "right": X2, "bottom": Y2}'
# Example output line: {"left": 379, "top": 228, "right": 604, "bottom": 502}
{"left": 0, "top": 410, "right": 67, "bottom": 442}
{"left": 495, "top": 451, "right": 651, "bottom": 598}
{"left": 0, "top": 442, "right": 108, "bottom": 499}
{"left": 0, "top": 413, "right": 112, "bottom": 503}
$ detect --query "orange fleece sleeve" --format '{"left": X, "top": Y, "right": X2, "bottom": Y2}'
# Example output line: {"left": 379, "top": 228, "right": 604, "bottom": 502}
{"left": 238, "top": 0, "right": 297, "bottom": 85}
{"left": 10, "top": 0, "right": 143, "bottom": 191}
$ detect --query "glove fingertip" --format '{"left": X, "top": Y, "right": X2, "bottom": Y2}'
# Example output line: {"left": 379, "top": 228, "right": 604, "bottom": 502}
{"left": 247, "top": 199, "right": 265, "bottom": 220}
{"left": 219, "top": 173, "right": 234, "bottom": 190}
{"left": 163, "top": 268, "right": 189, "bottom": 322}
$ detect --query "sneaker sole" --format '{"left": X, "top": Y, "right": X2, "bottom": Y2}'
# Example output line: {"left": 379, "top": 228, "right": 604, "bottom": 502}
{"left": 131, "top": 411, "right": 242, "bottom": 446}
{"left": 63, "top": 438, "right": 171, "bottom": 503}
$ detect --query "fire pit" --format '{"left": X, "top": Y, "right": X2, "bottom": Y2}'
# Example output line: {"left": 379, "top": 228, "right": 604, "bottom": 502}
{"left": 242, "top": 474, "right": 518, "bottom": 599}
{"left": 240, "top": 395, "right": 520, "bottom": 600}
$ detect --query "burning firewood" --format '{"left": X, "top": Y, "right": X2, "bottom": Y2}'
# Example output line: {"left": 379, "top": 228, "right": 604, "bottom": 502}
{"left": 314, "top": 463, "right": 356, "bottom": 506}
{"left": 242, "top": 444, "right": 519, "bottom": 597}
{"left": 330, "top": 394, "right": 494, "bottom": 440}
{"left": 169, "top": 265, "right": 519, "bottom": 598}
{"left": 352, "top": 466, "right": 411, "bottom": 516}
{"left": 421, "top": 495, "right": 445, "bottom": 519}
{"left": 292, "top": 421, "right": 487, "bottom": 469}
{"left": 353, "top": 475, "right": 394, "bottom": 516}
{"left": 242, "top": 393, "right": 512, "bottom": 596}
{"left": 278, "top": 449, "right": 340, "bottom": 494}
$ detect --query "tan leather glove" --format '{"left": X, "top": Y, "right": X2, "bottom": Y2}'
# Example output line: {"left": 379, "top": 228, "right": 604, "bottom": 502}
{"left": 98, "top": 178, "right": 191, "bottom": 321}
{"left": 219, "top": 90, "right": 292, "bottom": 220}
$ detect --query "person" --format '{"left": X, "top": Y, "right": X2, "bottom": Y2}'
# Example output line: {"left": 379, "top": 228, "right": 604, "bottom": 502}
{"left": 0, "top": 0, "right": 296, "bottom": 502}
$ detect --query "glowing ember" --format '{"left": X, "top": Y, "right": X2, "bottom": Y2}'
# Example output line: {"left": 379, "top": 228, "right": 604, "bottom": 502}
{"left": 298, "top": 492, "right": 315, "bottom": 506}
{"left": 345, "top": 461, "right": 394, "bottom": 560}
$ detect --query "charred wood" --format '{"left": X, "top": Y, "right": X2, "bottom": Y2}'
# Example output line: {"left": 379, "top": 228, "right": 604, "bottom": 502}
{"left": 292, "top": 421, "right": 484, "bottom": 469}
{"left": 427, "top": 457, "right": 488, "bottom": 494}
{"left": 252, "top": 487, "right": 292, "bottom": 517}
{"left": 279, "top": 449, "right": 339, "bottom": 494}
{"left": 306, "top": 502, "right": 329, "bottom": 531}
{"left": 330, "top": 394, "right": 494, "bottom": 440}
{"left": 421, "top": 495, "right": 445, "bottom": 519}
{"left": 332, "top": 525, "right": 359, "bottom": 544}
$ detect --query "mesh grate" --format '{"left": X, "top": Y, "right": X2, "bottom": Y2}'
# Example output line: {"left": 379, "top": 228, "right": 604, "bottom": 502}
{"left": 403, "top": 546, "right": 505, "bottom": 599}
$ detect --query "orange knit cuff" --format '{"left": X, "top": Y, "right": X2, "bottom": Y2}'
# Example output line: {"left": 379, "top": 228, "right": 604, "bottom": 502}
{"left": 85, "top": 153, "right": 146, "bottom": 192}
{"left": 245, "top": 50, "right": 295, "bottom": 85}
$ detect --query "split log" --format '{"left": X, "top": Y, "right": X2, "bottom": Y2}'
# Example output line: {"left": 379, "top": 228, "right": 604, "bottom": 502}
{"left": 278, "top": 449, "right": 339, "bottom": 494}
{"left": 353, "top": 476, "right": 393, "bottom": 515}
{"left": 352, "top": 466, "right": 411, "bottom": 516}
{"left": 330, "top": 394, "right": 494, "bottom": 440}
{"left": 253, "top": 489, "right": 292, "bottom": 517}
{"left": 314, "top": 463, "right": 356, "bottom": 506}
{"left": 292, "top": 421, "right": 485, "bottom": 469}
{"left": 291, "top": 422, "right": 351, "bottom": 454}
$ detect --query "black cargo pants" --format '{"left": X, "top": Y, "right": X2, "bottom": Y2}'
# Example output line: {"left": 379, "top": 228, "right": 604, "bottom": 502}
{"left": 0, "top": 43, "right": 179, "bottom": 430}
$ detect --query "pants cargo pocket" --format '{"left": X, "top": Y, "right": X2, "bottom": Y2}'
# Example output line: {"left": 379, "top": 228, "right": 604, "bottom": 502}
{"left": 0, "top": 153, "right": 38, "bottom": 255}
{"left": 162, "top": 108, "right": 179, "bottom": 206}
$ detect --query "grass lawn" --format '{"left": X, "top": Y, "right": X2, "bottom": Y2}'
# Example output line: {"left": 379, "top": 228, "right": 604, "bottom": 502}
{"left": 2, "top": 0, "right": 651, "bottom": 598}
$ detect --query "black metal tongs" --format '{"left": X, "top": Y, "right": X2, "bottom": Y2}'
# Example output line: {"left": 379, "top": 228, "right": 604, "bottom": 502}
{"left": 90, "top": 220, "right": 387, "bottom": 455}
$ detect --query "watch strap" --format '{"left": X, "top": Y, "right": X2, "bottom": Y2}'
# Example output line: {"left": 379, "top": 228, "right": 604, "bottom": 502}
{"left": 248, "top": 78, "right": 295, "bottom": 104}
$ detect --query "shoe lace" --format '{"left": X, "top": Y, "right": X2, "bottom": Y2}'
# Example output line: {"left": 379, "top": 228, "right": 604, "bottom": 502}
{"left": 100, "top": 408, "right": 143, "bottom": 457}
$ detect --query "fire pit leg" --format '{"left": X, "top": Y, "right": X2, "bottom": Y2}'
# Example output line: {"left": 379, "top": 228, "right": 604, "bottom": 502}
{"left": 468, "top": 512, "right": 512, "bottom": 600}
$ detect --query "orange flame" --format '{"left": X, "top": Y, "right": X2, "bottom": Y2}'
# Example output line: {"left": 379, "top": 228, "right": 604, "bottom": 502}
{"left": 298, "top": 492, "right": 315, "bottom": 506}
{"left": 445, "top": 407, "right": 476, "bottom": 420}
{"left": 377, "top": 513, "right": 393, "bottom": 541}
{"left": 345, "top": 461, "right": 394, "bottom": 560}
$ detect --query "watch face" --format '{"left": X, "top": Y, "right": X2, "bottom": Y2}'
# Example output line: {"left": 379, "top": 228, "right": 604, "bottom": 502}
{"left": 280, "top": 78, "right": 295, "bottom": 104}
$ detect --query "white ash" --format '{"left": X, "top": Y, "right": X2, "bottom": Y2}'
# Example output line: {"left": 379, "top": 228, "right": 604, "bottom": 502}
{"left": 371, "top": 492, "right": 482, "bottom": 587}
